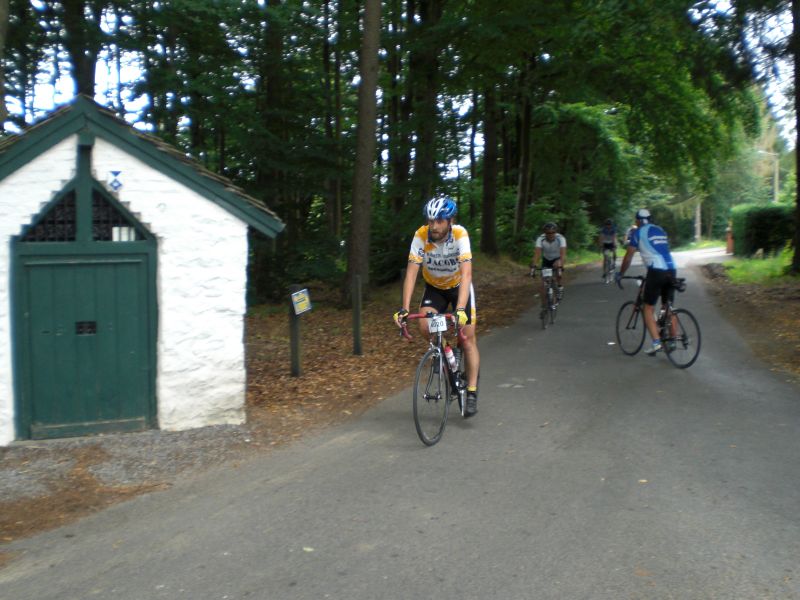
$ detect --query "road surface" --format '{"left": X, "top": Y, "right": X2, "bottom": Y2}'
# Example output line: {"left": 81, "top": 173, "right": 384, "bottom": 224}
{"left": 1, "top": 249, "right": 798, "bottom": 599}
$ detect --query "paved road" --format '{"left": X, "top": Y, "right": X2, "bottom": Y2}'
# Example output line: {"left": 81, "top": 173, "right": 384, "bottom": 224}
{"left": 2, "top": 250, "right": 799, "bottom": 600}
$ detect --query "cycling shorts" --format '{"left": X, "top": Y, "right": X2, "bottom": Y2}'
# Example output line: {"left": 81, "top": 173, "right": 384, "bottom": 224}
{"left": 540, "top": 257, "right": 561, "bottom": 270}
{"left": 420, "top": 283, "right": 476, "bottom": 325}
{"left": 602, "top": 243, "right": 616, "bottom": 251}
{"left": 643, "top": 268, "right": 676, "bottom": 306}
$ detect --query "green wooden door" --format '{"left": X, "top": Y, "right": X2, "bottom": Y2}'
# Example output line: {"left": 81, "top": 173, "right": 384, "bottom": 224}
{"left": 18, "top": 255, "right": 155, "bottom": 439}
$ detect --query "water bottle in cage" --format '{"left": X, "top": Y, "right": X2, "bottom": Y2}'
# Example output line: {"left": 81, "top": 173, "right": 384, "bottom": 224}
{"left": 453, "top": 347, "right": 462, "bottom": 369}
{"left": 444, "top": 345, "right": 458, "bottom": 372}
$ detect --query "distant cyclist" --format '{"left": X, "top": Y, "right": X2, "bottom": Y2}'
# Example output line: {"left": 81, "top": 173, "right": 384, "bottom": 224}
{"left": 616, "top": 208, "right": 677, "bottom": 356}
{"left": 393, "top": 196, "right": 480, "bottom": 417}
{"left": 530, "top": 222, "right": 567, "bottom": 303}
{"left": 598, "top": 219, "right": 618, "bottom": 278}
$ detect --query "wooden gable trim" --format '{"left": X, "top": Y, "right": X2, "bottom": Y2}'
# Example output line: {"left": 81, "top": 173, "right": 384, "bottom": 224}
{"left": 0, "top": 97, "right": 284, "bottom": 239}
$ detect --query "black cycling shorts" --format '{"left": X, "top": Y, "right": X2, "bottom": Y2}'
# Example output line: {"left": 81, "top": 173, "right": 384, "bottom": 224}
{"left": 420, "top": 283, "right": 476, "bottom": 325}
{"left": 643, "top": 268, "right": 676, "bottom": 306}
{"left": 541, "top": 257, "right": 561, "bottom": 270}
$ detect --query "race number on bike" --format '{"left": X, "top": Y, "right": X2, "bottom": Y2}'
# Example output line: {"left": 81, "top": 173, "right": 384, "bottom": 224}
{"left": 428, "top": 314, "right": 448, "bottom": 333}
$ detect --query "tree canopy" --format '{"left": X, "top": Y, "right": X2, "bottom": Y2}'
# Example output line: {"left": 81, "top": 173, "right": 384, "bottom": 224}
{"left": 2, "top": 0, "right": 795, "bottom": 297}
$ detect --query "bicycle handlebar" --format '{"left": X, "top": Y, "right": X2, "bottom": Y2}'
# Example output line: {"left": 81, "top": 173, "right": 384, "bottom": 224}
{"left": 616, "top": 274, "right": 643, "bottom": 290}
{"left": 399, "top": 312, "right": 467, "bottom": 344}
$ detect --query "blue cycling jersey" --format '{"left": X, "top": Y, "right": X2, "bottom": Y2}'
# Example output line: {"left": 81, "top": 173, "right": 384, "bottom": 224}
{"left": 629, "top": 223, "right": 675, "bottom": 271}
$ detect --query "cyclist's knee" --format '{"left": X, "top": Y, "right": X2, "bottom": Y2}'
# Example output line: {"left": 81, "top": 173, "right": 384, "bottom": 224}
{"left": 461, "top": 327, "right": 476, "bottom": 345}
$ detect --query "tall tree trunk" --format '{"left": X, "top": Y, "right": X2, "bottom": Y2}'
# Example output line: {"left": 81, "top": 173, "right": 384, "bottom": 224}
{"left": 61, "top": 0, "right": 102, "bottom": 96}
{"left": 344, "top": 0, "right": 381, "bottom": 303}
{"left": 792, "top": 0, "right": 800, "bottom": 274}
{"left": 257, "top": 0, "right": 292, "bottom": 242}
{"left": 333, "top": 5, "right": 344, "bottom": 238}
{"left": 409, "top": 0, "right": 443, "bottom": 204}
{"left": 694, "top": 201, "right": 702, "bottom": 241}
{"left": 387, "top": 0, "right": 411, "bottom": 214}
{"left": 469, "top": 90, "right": 478, "bottom": 221}
{"left": 322, "top": 0, "right": 341, "bottom": 235}
{"left": 514, "top": 94, "right": 532, "bottom": 235}
{"left": 481, "top": 86, "right": 499, "bottom": 256}
{"left": 0, "top": 0, "right": 8, "bottom": 129}
{"left": 501, "top": 108, "right": 512, "bottom": 187}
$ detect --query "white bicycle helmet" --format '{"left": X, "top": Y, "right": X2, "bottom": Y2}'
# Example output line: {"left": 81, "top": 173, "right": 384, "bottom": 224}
{"left": 424, "top": 196, "right": 457, "bottom": 220}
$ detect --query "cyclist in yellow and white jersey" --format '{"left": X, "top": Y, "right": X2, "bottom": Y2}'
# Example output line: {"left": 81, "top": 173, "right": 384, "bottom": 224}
{"left": 393, "top": 196, "right": 480, "bottom": 417}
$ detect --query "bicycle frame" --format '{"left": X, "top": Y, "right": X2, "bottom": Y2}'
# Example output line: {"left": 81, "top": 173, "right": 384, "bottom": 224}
{"left": 537, "top": 267, "right": 561, "bottom": 328}
{"left": 401, "top": 312, "right": 468, "bottom": 413}
{"left": 621, "top": 276, "right": 676, "bottom": 326}
{"left": 616, "top": 274, "right": 700, "bottom": 368}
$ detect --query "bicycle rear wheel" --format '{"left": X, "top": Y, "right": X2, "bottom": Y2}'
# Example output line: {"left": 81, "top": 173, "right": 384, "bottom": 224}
{"left": 413, "top": 348, "right": 450, "bottom": 446}
{"left": 616, "top": 300, "right": 646, "bottom": 355}
{"left": 665, "top": 308, "right": 701, "bottom": 368}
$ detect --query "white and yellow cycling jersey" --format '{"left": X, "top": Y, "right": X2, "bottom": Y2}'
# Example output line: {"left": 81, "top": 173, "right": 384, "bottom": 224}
{"left": 408, "top": 224, "right": 473, "bottom": 290}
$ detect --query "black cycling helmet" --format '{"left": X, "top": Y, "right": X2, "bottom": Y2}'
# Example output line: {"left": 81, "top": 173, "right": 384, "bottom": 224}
{"left": 604, "top": 218, "right": 613, "bottom": 226}
{"left": 543, "top": 222, "right": 557, "bottom": 233}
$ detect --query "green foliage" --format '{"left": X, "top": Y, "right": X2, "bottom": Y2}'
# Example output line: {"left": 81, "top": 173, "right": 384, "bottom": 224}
{"left": 369, "top": 200, "right": 419, "bottom": 286}
{"left": 778, "top": 169, "right": 796, "bottom": 206}
{"left": 730, "top": 203, "right": 794, "bottom": 256}
{"left": 725, "top": 243, "right": 794, "bottom": 283}
{"left": 647, "top": 205, "right": 696, "bottom": 248}
{"left": 3, "top": 0, "right": 791, "bottom": 296}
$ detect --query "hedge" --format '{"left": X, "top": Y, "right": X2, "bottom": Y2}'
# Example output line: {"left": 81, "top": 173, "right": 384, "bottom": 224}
{"left": 730, "top": 203, "right": 794, "bottom": 256}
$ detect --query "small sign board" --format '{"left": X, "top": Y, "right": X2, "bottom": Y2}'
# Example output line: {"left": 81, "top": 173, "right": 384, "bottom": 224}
{"left": 291, "top": 289, "right": 312, "bottom": 315}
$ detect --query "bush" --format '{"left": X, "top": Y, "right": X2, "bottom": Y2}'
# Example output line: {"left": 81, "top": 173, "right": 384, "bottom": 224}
{"left": 730, "top": 203, "right": 794, "bottom": 256}
{"left": 649, "top": 206, "right": 695, "bottom": 247}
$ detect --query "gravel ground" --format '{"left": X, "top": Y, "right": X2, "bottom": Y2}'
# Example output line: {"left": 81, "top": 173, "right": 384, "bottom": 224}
{"left": 0, "top": 423, "right": 257, "bottom": 504}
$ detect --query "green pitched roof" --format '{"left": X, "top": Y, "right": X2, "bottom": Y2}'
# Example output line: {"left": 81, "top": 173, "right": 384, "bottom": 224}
{"left": 0, "top": 96, "right": 284, "bottom": 238}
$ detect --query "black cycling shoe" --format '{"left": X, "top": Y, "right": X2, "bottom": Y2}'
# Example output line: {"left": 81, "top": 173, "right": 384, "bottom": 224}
{"left": 465, "top": 391, "right": 478, "bottom": 417}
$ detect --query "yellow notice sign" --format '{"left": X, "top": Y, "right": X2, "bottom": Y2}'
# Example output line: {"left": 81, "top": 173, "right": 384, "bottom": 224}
{"left": 291, "top": 289, "right": 312, "bottom": 315}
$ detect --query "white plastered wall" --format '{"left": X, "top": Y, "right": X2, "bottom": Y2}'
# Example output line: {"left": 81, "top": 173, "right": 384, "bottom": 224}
{"left": 0, "top": 135, "right": 250, "bottom": 444}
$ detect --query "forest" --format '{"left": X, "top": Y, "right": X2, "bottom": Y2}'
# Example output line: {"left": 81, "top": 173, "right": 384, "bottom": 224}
{"left": 1, "top": 0, "right": 798, "bottom": 303}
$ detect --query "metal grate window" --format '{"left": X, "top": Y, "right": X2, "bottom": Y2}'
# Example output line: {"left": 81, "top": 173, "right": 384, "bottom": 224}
{"left": 92, "top": 191, "right": 141, "bottom": 241}
{"left": 21, "top": 192, "right": 77, "bottom": 242}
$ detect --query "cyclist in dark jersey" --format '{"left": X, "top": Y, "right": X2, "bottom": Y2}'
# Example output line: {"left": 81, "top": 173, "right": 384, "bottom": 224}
{"left": 598, "top": 219, "right": 618, "bottom": 278}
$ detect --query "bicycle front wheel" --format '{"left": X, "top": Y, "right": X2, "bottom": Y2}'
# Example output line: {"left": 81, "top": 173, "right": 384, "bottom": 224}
{"left": 604, "top": 256, "right": 614, "bottom": 283}
{"left": 665, "top": 308, "right": 701, "bottom": 368}
{"left": 616, "top": 300, "right": 646, "bottom": 355}
{"left": 413, "top": 348, "right": 450, "bottom": 446}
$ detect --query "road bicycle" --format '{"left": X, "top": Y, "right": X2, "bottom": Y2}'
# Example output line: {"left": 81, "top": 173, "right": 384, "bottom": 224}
{"left": 602, "top": 248, "right": 616, "bottom": 284}
{"left": 615, "top": 275, "right": 701, "bottom": 368}
{"left": 533, "top": 267, "right": 562, "bottom": 329}
{"left": 401, "top": 312, "right": 468, "bottom": 446}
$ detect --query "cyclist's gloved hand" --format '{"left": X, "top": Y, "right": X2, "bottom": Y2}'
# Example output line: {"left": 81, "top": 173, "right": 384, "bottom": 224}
{"left": 614, "top": 272, "right": 623, "bottom": 287}
{"left": 529, "top": 267, "right": 536, "bottom": 278}
{"left": 393, "top": 308, "right": 409, "bottom": 327}
{"left": 456, "top": 308, "right": 468, "bottom": 327}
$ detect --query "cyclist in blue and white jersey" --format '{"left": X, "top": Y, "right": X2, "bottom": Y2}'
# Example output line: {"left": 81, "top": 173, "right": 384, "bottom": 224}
{"left": 616, "top": 208, "right": 677, "bottom": 355}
